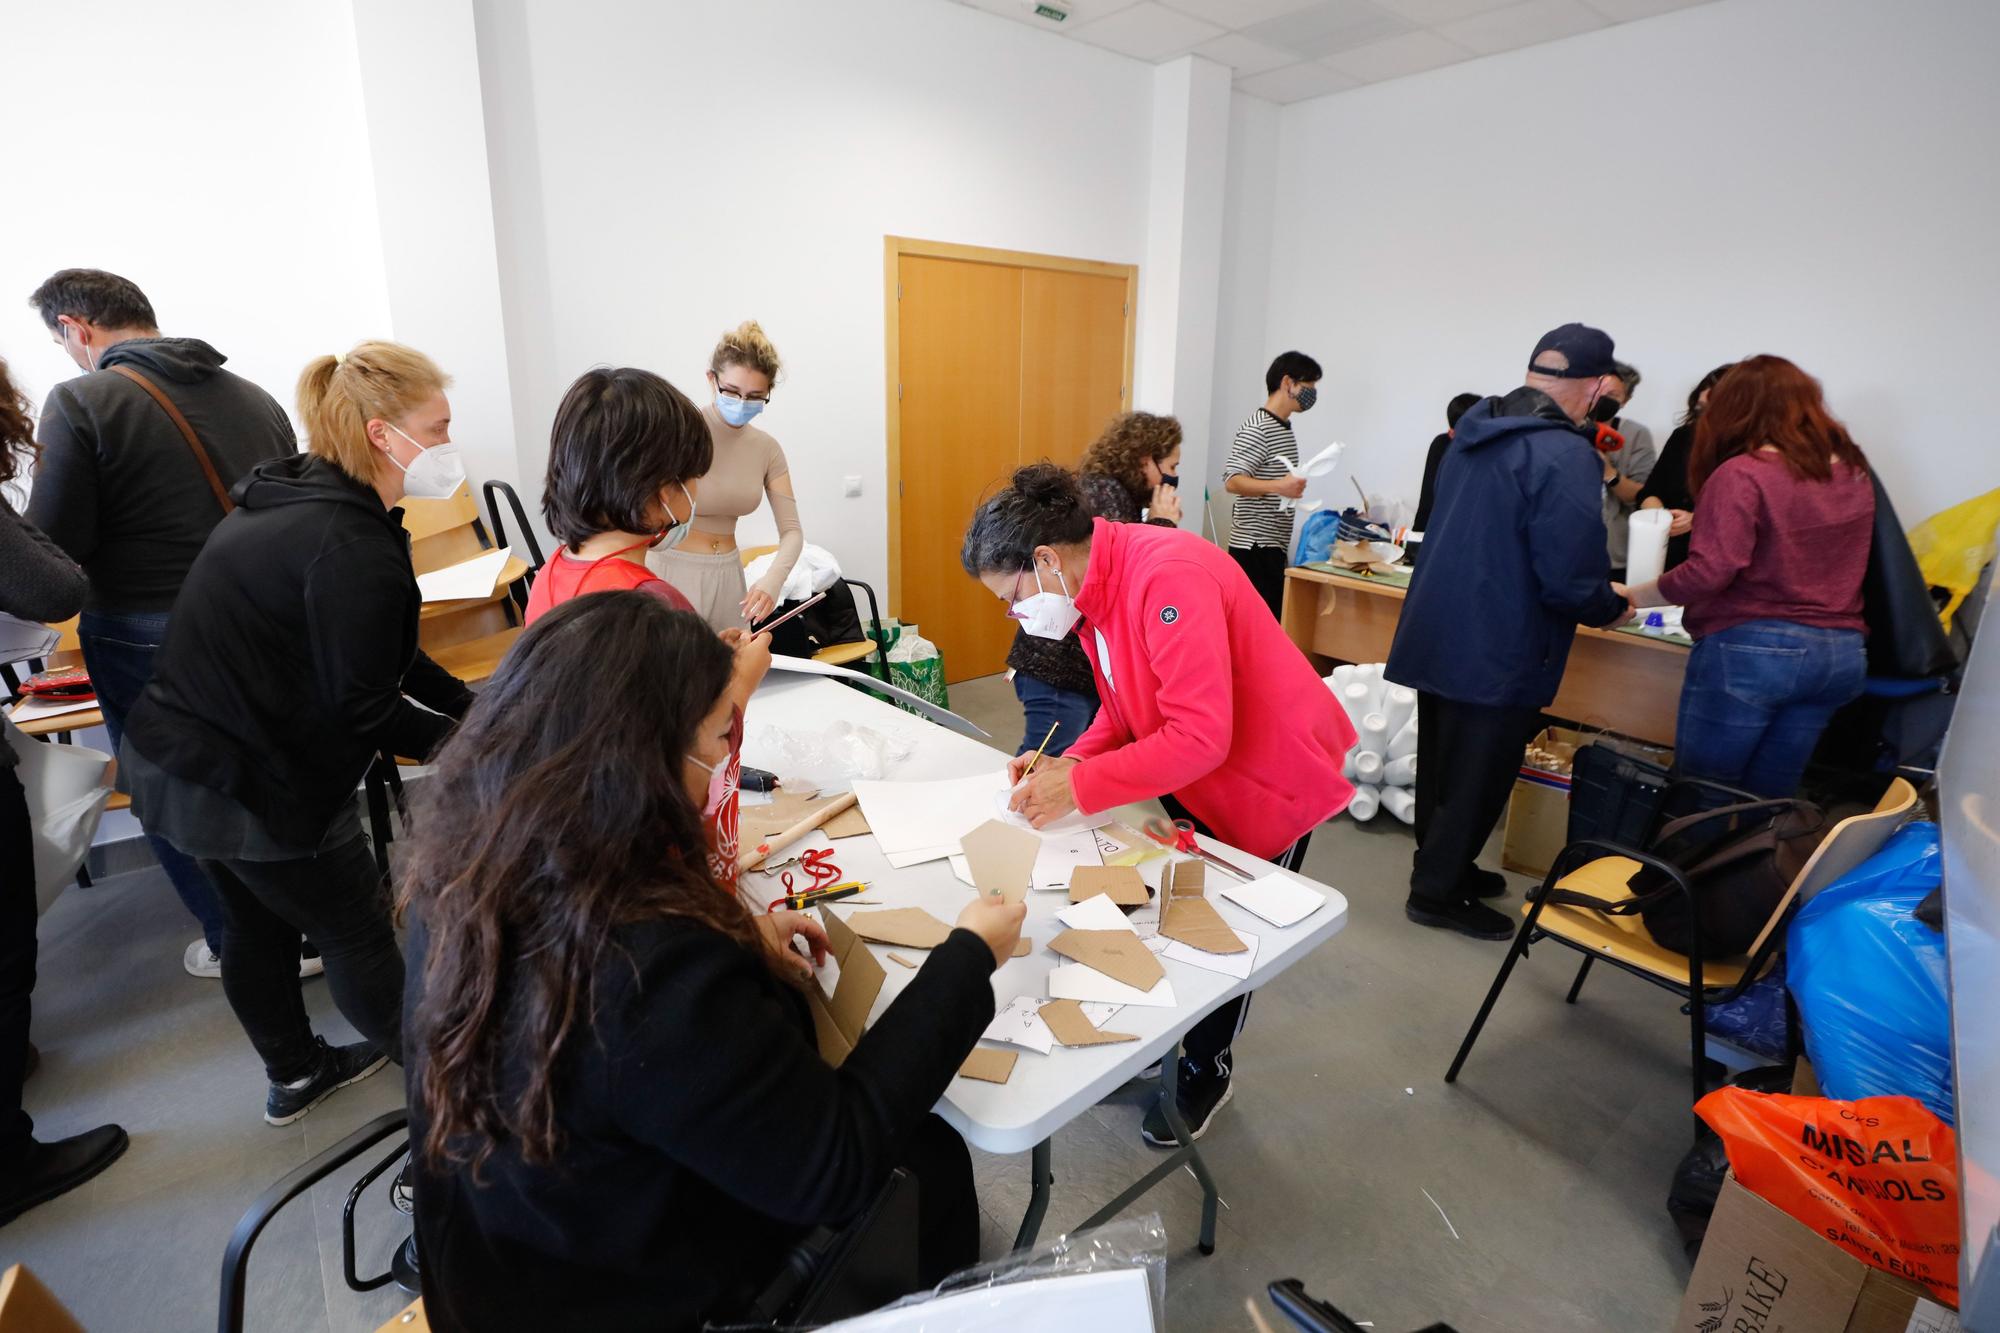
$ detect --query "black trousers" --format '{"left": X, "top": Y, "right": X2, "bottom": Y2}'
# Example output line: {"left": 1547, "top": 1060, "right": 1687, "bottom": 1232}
{"left": 1159, "top": 794, "right": 1313, "bottom": 1078}
{"left": 1, "top": 769, "right": 36, "bottom": 1168}
{"left": 902, "top": 1113, "right": 980, "bottom": 1287}
{"left": 1410, "top": 692, "right": 1542, "bottom": 905}
{"left": 1228, "top": 546, "right": 1287, "bottom": 621}
{"left": 201, "top": 836, "right": 405, "bottom": 1083}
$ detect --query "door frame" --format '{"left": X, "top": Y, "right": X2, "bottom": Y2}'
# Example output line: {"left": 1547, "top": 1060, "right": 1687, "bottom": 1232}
{"left": 882, "top": 235, "right": 1139, "bottom": 617}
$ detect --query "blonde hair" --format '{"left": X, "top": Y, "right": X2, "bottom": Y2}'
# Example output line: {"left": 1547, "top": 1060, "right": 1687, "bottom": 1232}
{"left": 709, "top": 320, "right": 781, "bottom": 383}
{"left": 297, "top": 341, "right": 451, "bottom": 482}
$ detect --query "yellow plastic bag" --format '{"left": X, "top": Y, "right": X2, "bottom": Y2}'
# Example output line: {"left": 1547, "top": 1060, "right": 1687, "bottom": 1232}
{"left": 1907, "top": 487, "right": 2000, "bottom": 630}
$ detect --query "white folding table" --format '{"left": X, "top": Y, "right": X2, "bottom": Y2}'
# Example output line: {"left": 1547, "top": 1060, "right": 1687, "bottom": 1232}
{"left": 743, "top": 674, "right": 1350, "bottom": 1254}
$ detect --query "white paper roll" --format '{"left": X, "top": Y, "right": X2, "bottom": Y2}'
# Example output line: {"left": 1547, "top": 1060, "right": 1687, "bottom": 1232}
{"left": 1341, "top": 748, "right": 1357, "bottom": 780}
{"left": 1354, "top": 750, "right": 1384, "bottom": 781}
{"left": 1388, "top": 716, "right": 1419, "bottom": 760}
{"left": 1383, "top": 754, "right": 1417, "bottom": 787}
{"left": 1626, "top": 508, "right": 1672, "bottom": 588}
{"left": 1359, "top": 711, "right": 1389, "bottom": 752}
{"left": 1382, "top": 685, "right": 1416, "bottom": 738}
{"left": 1330, "top": 664, "right": 1356, "bottom": 690}
{"left": 1348, "top": 783, "right": 1381, "bottom": 822}
{"left": 1380, "top": 786, "right": 1416, "bottom": 823}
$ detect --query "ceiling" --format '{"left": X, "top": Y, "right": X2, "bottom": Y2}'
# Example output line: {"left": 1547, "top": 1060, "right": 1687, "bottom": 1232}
{"left": 948, "top": 0, "right": 1721, "bottom": 103}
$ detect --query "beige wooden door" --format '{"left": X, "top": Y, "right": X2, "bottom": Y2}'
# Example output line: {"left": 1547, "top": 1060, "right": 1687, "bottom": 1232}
{"left": 890, "top": 247, "right": 1134, "bottom": 683}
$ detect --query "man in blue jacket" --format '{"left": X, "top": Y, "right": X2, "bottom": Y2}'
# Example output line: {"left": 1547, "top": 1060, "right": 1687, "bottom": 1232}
{"left": 1386, "top": 324, "right": 1633, "bottom": 939}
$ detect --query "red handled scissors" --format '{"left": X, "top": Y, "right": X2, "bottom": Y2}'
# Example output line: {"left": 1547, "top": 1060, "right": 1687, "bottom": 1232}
{"left": 1141, "top": 816, "right": 1256, "bottom": 882}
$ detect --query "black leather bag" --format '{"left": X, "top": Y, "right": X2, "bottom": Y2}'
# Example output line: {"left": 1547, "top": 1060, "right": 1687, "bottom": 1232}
{"left": 1633, "top": 799, "right": 1827, "bottom": 957}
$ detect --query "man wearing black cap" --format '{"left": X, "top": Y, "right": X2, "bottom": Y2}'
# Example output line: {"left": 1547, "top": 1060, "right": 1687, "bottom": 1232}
{"left": 1385, "top": 324, "right": 1633, "bottom": 939}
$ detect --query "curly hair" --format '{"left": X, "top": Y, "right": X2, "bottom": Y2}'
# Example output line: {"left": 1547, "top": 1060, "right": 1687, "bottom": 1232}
{"left": 1078, "top": 411, "right": 1181, "bottom": 509}
{"left": 0, "top": 357, "right": 38, "bottom": 489}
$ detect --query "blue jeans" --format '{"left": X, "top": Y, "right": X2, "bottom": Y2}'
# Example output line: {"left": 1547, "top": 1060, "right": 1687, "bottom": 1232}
{"left": 1012, "top": 674, "right": 1098, "bottom": 758}
{"left": 77, "top": 609, "right": 227, "bottom": 953}
{"left": 1674, "top": 619, "right": 1866, "bottom": 799}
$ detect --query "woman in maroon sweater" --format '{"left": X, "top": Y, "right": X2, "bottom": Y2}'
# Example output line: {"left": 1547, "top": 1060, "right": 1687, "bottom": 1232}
{"left": 1620, "top": 356, "right": 1874, "bottom": 797}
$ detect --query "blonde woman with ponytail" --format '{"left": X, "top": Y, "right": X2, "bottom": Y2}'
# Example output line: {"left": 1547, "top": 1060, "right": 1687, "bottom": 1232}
{"left": 646, "top": 320, "right": 806, "bottom": 629}
{"left": 120, "top": 340, "right": 475, "bottom": 1127}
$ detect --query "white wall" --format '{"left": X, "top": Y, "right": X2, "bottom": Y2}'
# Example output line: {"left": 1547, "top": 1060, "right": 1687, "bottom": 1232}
{"left": 1207, "top": 92, "right": 1283, "bottom": 532}
{"left": 1257, "top": 0, "right": 2000, "bottom": 527}
{"left": 473, "top": 0, "right": 1159, "bottom": 595}
{"left": 0, "top": 0, "right": 391, "bottom": 439}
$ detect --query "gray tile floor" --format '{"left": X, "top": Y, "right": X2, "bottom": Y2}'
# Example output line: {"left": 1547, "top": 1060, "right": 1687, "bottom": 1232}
{"left": 7, "top": 676, "right": 1697, "bottom": 1331}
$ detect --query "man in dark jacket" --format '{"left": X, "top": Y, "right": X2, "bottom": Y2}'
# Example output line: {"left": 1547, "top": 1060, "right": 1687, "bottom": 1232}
{"left": 26, "top": 269, "right": 298, "bottom": 978}
{"left": 1386, "top": 324, "right": 1632, "bottom": 939}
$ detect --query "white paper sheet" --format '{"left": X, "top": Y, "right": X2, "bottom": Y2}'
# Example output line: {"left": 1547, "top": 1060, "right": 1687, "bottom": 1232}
{"left": 0, "top": 614, "right": 59, "bottom": 667}
{"left": 1056, "top": 893, "right": 1140, "bottom": 934}
{"left": 1160, "top": 929, "right": 1259, "bottom": 980}
{"left": 1047, "top": 963, "right": 1176, "bottom": 1008}
{"left": 7, "top": 693, "right": 100, "bottom": 725}
{"left": 767, "top": 655, "right": 990, "bottom": 739}
{"left": 947, "top": 854, "right": 975, "bottom": 886}
{"left": 886, "top": 843, "right": 960, "bottom": 869}
{"left": 1032, "top": 827, "right": 1102, "bottom": 891}
{"left": 1219, "top": 872, "right": 1327, "bottom": 928}
{"left": 416, "top": 547, "right": 510, "bottom": 603}
{"left": 853, "top": 771, "right": 1008, "bottom": 858}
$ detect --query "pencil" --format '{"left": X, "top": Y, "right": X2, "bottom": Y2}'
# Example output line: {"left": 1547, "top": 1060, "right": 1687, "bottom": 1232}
{"left": 1021, "top": 721, "right": 1060, "bottom": 778}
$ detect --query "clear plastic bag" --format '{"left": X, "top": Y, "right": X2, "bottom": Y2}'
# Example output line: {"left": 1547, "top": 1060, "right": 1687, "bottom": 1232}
{"left": 820, "top": 1214, "right": 1167, "bottom": 1331}
{"left": 748, "top": 720, "right": 917, "bottom": 791}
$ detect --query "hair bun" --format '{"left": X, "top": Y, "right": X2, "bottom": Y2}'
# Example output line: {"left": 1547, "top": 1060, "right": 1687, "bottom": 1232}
{"left": 1011, "top": 461, "right": 1084, "bottom": 512}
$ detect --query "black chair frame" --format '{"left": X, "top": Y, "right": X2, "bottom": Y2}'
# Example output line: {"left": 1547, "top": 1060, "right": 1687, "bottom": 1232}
{"left": 1446, "top": 778, "right": 1802, "bottom": 1139}
{"left": 219, "top": 1108, "right": 412, "bottom": 1333}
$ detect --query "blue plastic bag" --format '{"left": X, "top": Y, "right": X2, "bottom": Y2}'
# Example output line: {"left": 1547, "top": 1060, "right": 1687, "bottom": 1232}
{"left": 1705, "top": 961, "right": 1790, "bottom": 1060}
{"left": 1786, "top": 821, "right": 1951, "bottom": 1122}
{"left": 1294, "top": 510, "right": 1340, "bottom": 565}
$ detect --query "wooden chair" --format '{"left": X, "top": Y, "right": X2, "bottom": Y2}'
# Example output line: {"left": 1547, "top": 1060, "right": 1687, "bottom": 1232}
{"left": 1445, "top": 776, "right": 1918, "bottom": 1135}
{"left": 0, "top": 1265, "right": 85, "bottom": 1333}
{"left": 738, "top": 545, "right": 892, "bottom": 678}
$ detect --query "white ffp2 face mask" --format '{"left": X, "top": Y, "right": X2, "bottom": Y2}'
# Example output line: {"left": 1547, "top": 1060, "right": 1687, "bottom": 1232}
{"left": 1009, "top": 562, "right": 1081, "bottom": 641}
{"left": 387, "top": 423, "right": 467, "bottom": 499}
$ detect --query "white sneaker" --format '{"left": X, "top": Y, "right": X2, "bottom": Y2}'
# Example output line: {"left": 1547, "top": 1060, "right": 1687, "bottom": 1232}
{"left": 299, "top": 951, "right": 325, "bottom": 980}
{"left": 183, "top": 939, "right": 223, "bottom": 979}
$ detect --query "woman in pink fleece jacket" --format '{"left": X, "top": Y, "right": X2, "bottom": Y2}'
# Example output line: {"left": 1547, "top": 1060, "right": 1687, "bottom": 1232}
{"left": 963, "top": 464, "right": 1355, "bottom": 1146}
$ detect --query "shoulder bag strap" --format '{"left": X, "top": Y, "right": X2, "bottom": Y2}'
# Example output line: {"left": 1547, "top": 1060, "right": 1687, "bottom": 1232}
{"left": 107, "top": 364, "right": 234, "bottom": 515}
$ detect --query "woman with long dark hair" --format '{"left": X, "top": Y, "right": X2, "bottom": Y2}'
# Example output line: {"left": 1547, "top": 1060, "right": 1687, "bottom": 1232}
{"left": 1621, "top": 356, "right": 1874, "bottom": 797}
{"left": 0, "top": 357, "right": 126, "bottom": 1225}
{"left": 1636, "top": 362, "right": 1734, "bottom": 571}
{"left": 399, "top": 592, "right": 1022, "bottom": 1331}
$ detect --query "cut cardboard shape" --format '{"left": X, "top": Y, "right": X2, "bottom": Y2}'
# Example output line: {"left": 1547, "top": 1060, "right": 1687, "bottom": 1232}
{"left": 822, "top": 804, "right": 871, "bottom": 839}
{"left": 808, "top": 906, "right": 886, "bottom": 1067}
{"left": 1157, "top": 859, "right": 1247, "bottom": 954}
{"left": 1069, "top": 865, "right": 1148, "bottom": 907}
{"left": 845, "top": 907, "right": 953, "bottom": 950}
{"left": 960, "top": 819, "right": 1040, "bottom": 905}
{"left": 1013, "top": 937, "right": 1031, "bottom": 958}
{"left": 957, "top": 1047, "right": 1017, "bottom": 1084}
{"left": 1165, "top": 860, "right": 1206, "bottom": 898}
{"left": 1039, "top": 999, "right": 1137, "bottom": 1047}
{"left": 1678, "top": 1175, "right": 1959, "bottom": 1333}
{"left": 741, "top": 791, "right": 834, "bottom": 843}
{"left": 1047, "top": 928, "right": 1166, "bottom": 992}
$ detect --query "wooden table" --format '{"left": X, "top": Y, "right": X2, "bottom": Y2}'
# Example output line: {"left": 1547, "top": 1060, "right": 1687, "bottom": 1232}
{"left": 1281, "top": 564, "right": 1691, "bottom": 748}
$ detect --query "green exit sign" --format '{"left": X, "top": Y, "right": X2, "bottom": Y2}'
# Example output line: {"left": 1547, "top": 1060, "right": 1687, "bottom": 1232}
{"left": 1033, "top": 3, "right": 1069, "bottom": 20}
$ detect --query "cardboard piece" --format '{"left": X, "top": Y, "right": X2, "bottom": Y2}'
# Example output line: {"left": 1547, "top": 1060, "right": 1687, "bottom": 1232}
{"left": 887, "top": 952, "right": 919, "bottom": 969}
{"left": 1678, "top": 1176, "right": 1960, "bottom": 1333}
{"left": 1165, "top": 859, "right": 1205, "bottom": 898}
{"left": 1503, "top": 727, "right": 1673, "bottom": 877}
{"left": 822, "top": 804, "right": 871, "bottom": 839}
{"left": 1033, "top": 828, "right": 1102, "bottom": 891}
{"left": 1013, "top": 937, "right": 1031, "bottom": 958}
{"left": 1048, "top": 928, "right": 1166, "bottom": 992}
{"left": 1039, "top": 999, "right": 1137, "bottom": 1047}
{"left": 808, "top": 907, "right": 886, "bottom": 1067}
{"left": 1048, "top": 963, "right": 1176, "bottom": 1007}
{"left": 960, "top": 819, "right": 1040, "bottom": 905}
{"left": 958, "top": 1047, "right": 1018, "bottom": 1084}
{"left": 1158, "top": 865, "right": 1248, "bottom": 956}
{"left": 845, "top": 907, "right": 953, "bottom": 950}
{"left": 1069, "top": 865, "right": 1148, "bottom": 907}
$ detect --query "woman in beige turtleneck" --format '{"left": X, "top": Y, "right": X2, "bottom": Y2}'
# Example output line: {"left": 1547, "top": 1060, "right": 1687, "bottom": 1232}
{"left": 647, "top": 321, "right": 805, "bottom": 629}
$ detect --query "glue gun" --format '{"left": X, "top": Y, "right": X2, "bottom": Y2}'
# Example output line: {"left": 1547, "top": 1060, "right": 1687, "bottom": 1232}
{"left": 1590, "top": 422, "right": 1626, "bottom": 453}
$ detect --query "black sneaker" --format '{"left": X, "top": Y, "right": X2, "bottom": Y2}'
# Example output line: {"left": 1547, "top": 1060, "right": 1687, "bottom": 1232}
{"left": 1405, "top": 894, "right": 1516, "bottom": 941}
{"left": 1139, "top": 1062, "right": 1234, "bottom": 1148}
{"left": 265, "top": 1038, "right": 388, "bottom": 1126}
{"left": 0, "top": 1125, "right": 129, "bottom": 1227}
{"left": 1461, "top": 866, "right": 1510, "bottom": 899}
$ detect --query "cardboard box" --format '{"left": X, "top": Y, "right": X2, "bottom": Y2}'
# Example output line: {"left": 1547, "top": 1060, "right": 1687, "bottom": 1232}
{"left": 1678, "top": 1176, "right": 1960, "bottom": 1333}
{"left": 1499, "top": 726, "right": 1672, "bottom": 879}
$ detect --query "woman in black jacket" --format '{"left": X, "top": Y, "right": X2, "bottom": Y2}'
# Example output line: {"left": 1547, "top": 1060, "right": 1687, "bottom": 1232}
{"left": 1636, "top": 363, "right": 1733, "bottom": 572}
{"left": 399, "top": 593, "right": 1022, "bottom": 1331}
{"left": 1004, "top": 411, "right": 1182, "bottom": 758}
{"left": 0, "top": 356, "right": 127, "bottom": 1224}
{"left": 123, "top": 341, "right": 473, "bottom": 1126}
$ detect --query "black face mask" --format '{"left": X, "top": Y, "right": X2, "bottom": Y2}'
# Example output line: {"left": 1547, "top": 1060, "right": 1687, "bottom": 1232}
{"left": 1589, "top": 395, "right": 1621, "bottom": 424}
{"left": 1159, "top": 472, "right": 1180, "bottom": 489}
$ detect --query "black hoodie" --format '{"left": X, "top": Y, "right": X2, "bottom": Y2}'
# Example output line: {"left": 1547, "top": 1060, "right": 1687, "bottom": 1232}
{"left": 26, "top": 337, "right": 296, "bottom": 612}
{"left": 124, "top": 454, "right": 473, "bottom": 849}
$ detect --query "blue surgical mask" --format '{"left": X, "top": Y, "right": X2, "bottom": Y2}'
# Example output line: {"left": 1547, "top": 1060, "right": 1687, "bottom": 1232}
{"left": 716, "top": 392, "right": 765, "bottom": 428}
{"left": 651, "top": 483, "right": 697, "bottom": 551}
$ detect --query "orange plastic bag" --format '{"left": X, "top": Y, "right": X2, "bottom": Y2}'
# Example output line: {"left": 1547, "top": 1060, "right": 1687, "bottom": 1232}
{"left": 1696, "top": 1086, "right": 1960, "bottom": 1304}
